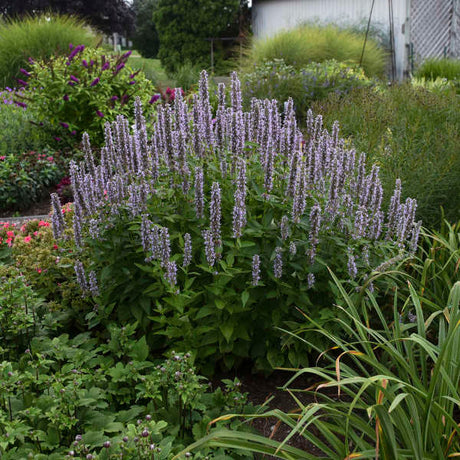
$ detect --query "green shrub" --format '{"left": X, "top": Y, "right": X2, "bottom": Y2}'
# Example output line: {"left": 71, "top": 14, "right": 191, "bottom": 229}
{"left": 0, "top": 149, "right": 64, "bottom": 211}
{"left": 0, "top": 14, "right": 98, "bottom": 87}
{"left": 22, "top": 46, "right": 155, "bottom": 145}
{"left": 312, "top": 84, "right": 460, "bottom": 226}
{"left": 242, "top": 58, "right": 374, "bottom": 118}
{"left": 415, "top": 57, "right": 460, "bottom": 82}
{"left": 0, "top": 89, "right": 48, "bottom": 156}
{"left": 187, "top": 276, "right": 460, "bottom": 459}
{"left": 246, "top": 24, "right": 387, "bottom": 78}
{"left": 153, "top": 0, "right": 241, "bottom": 74}
{"left": 172, "top": 61, "right": 202, "bottom": 91}
{"left": 52, "top": 73, "right": 422, "bottom": 374}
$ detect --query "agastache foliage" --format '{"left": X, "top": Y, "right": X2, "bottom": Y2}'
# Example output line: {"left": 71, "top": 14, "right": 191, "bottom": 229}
{"left": 54, "top": 71, "right": 422, "bottom": 372}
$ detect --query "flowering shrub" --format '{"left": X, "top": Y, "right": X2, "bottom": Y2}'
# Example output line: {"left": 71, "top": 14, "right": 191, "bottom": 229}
{"left": 51, "top": 72, "right": 421, "bottom": 373}
{"left": 19, "top": 45, "right": 155, "bottom": 145}
{"left": 0, "top": 149, "right": 64, "bottom": 211}
{"left": 242, "top": 59, "right": 374, "bottom": 119}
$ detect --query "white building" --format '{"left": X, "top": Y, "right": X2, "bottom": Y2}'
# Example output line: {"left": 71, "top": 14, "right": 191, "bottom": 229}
{"left": 252, "top": 0, "right": 460, "bottom": 80}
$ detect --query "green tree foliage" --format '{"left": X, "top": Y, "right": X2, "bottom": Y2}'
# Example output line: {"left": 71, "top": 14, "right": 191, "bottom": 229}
{"left": 153, "top": 0, "right": 241, "bottom": 73}
{"left": 132, "top": 0, "right": 160, "bottom": 58}
{"left": 0, "top": 0, "right": 134, "bottom": 35}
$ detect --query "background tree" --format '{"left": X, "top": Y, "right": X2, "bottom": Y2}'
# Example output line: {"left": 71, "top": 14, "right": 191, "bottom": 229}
{"left": 0, "top": 0, "right": 134, "bottom": 35}
{"left": 132, "top": 0, "right": 160, "bottom": 58}
{"left": 153, "top": 0, "right": 245, "bottom": 74}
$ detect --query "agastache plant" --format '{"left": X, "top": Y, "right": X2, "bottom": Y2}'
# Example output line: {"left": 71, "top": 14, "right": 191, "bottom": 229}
{"left": 53, "top": 71, "right": 421, "bottom": 296}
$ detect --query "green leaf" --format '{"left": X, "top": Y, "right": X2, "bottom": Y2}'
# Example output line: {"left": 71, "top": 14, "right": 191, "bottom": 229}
{"left": 130, "top": 336, "right": 149, "bottom": 361}
{"left": 220, "top": 322, "right": 234, "bottom": 342}
{"left": 241, "top": 290, "right": 250, "bottom": 308}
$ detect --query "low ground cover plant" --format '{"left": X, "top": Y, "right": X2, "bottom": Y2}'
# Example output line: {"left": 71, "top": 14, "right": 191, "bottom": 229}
{"left": 245, "top": 24, "right": 386, "bottom": 78}
{"left": 49, "top": 72, "right": 421, "bottom": 374}
{"left": 313, "top": 83, "right": 460, "bottom": 226}
{"left": 0, "top": 319, "right": 255, "bottom": 458}
{"left": 0, "top": 14, "right": 98, "bottom": 87}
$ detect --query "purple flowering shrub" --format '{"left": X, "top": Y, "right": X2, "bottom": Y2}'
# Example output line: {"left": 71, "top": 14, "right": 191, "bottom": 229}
{"left": 19, "top": 45, "right": 155, "bottom": 146}
{"left": 51, "top": 72, "right": 421, "bottom": 373}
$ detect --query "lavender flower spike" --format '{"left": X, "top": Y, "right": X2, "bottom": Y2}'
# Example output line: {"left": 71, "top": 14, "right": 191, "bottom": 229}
{"left": 210, "top": 182, "right": 222, "bottom": 249}
{"left": 194, "top": 167, "right": 204, "bottom": 219}
{"left": 183, "top": 233, "right": 192, "bottom": 267}
{"left": 273, "top": 247, "right": 283, "bottom": 279}
{"left": 88, "top": 270, "right": 100, "bottom": 297}
{"left": 252, "top": 254, "right": 261, "bottom": 286}
{"left": 74, "top": 261, "right": 88, "bottom": 295}
{"left": 51, "top": 193, "right": 66, "bottom": 239}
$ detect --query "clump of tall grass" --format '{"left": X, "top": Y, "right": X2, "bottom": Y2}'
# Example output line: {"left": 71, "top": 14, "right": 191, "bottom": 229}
{"left": 245, "top": 24, "right": 387, "bottom": 78}
{"left": 0, "top": 13, "right": 98, "bottom": 87}
{"left": 180, "top": 273, "right": 460, "bottom": 459}
{"left": 415, "top": 57, "right": 460, "bottom": 81}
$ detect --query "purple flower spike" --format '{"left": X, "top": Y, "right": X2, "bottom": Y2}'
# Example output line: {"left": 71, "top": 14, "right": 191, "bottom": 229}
{"left": 111, "top": 95, "right": 119, "bottom": 101}
{"left": 123, "top": 50, "right": 132, "bottom": 58}
{"left": 70, "top": 130, "right": 76, "bottom": 136}
{"left": 63, "top": 94, "right": 69, "bottom": 101}
{"left": 70, "top": 75, "right": 79, "bottom": 83}
{"left": 68, "top": 81, "right": 76, "bottom": 86}
{"left": 28, "top": 57, "right": 34, "bottom": 64}
{"left": 129, "top": 80, "right": 136, "bottom": 85}
{"left": 20, "top": 68, "right": 31, "bottom": 77}
{"left": 17, "top": 79, "right": 28, "bottom": 87}
{"left": 149, "top": 94, "right": 160, "bottom": 104}
{"left": 90, "top": 77, "right": 100, "bottom": 87}
{"left": 96, "top": 110, "right": 104, "bottom": 118}
{"left": 82, "top": 59, "right": 88, "bottom": 67}
{"left": 115, "top": 63, "right": 125, "bottom": 73}
{"left": 69, "top": 43, "right": 73, "bottom": 50}
{"left": 252, "top": 254, "right": 261, "bottom": 286}
{"left": 60, "top": 122, "right": 69, "bottom": 129}
{"left": 14, "top": 101, "right": 27, "bottom": 108}
{"left": 54, "top": 137, "right": 61, "bottom": 142}
{"left": 101, "top": 62, "right": 110, "bottom": 71}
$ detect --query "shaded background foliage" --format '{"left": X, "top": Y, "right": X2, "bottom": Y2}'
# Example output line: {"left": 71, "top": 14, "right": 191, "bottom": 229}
{"left": 153, "top": 0, "right": 249, "bottom": 74}
{"left": 0, "top": 0, "right": 134, "bottom": 35}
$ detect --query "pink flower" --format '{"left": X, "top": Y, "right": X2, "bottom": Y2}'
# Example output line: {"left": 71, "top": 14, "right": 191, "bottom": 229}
{"left": 24, "top": 236, "right": 32, "bottom": 243}
{"left": 53, "top": 244, "right": 58, "bottom": 250}
{"left": 0, "top": 156, "right": 5, "bottom": 161}
{"left": 7, "top": 231, "right": 14, "bottom": 238}
{"left": 6, "top": 238, "right": 13, "bottom": 247}
{"left": 47, "top": 156, "right": 54, "bottom": 162}
{"left": 20, "top": 225, "right": 26, "bottom": 232}
{"left": 3, "top": 223, "right": 9, "bottom": 228}
{"left": 38, "top": 220, "right": 50, "bottom": 227}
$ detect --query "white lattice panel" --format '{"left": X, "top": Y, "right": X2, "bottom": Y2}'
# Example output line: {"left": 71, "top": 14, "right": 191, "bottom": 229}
{"left": 411, "top": 0, "right": 454, "bottom": 60}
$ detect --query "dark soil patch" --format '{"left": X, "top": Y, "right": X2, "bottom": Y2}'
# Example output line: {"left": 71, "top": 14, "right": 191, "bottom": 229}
{"left": 214, "top": 369, "right": 339, "bottom": 458}
{"left": 0, "top": 195, "right": 52, "bottom": 219}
